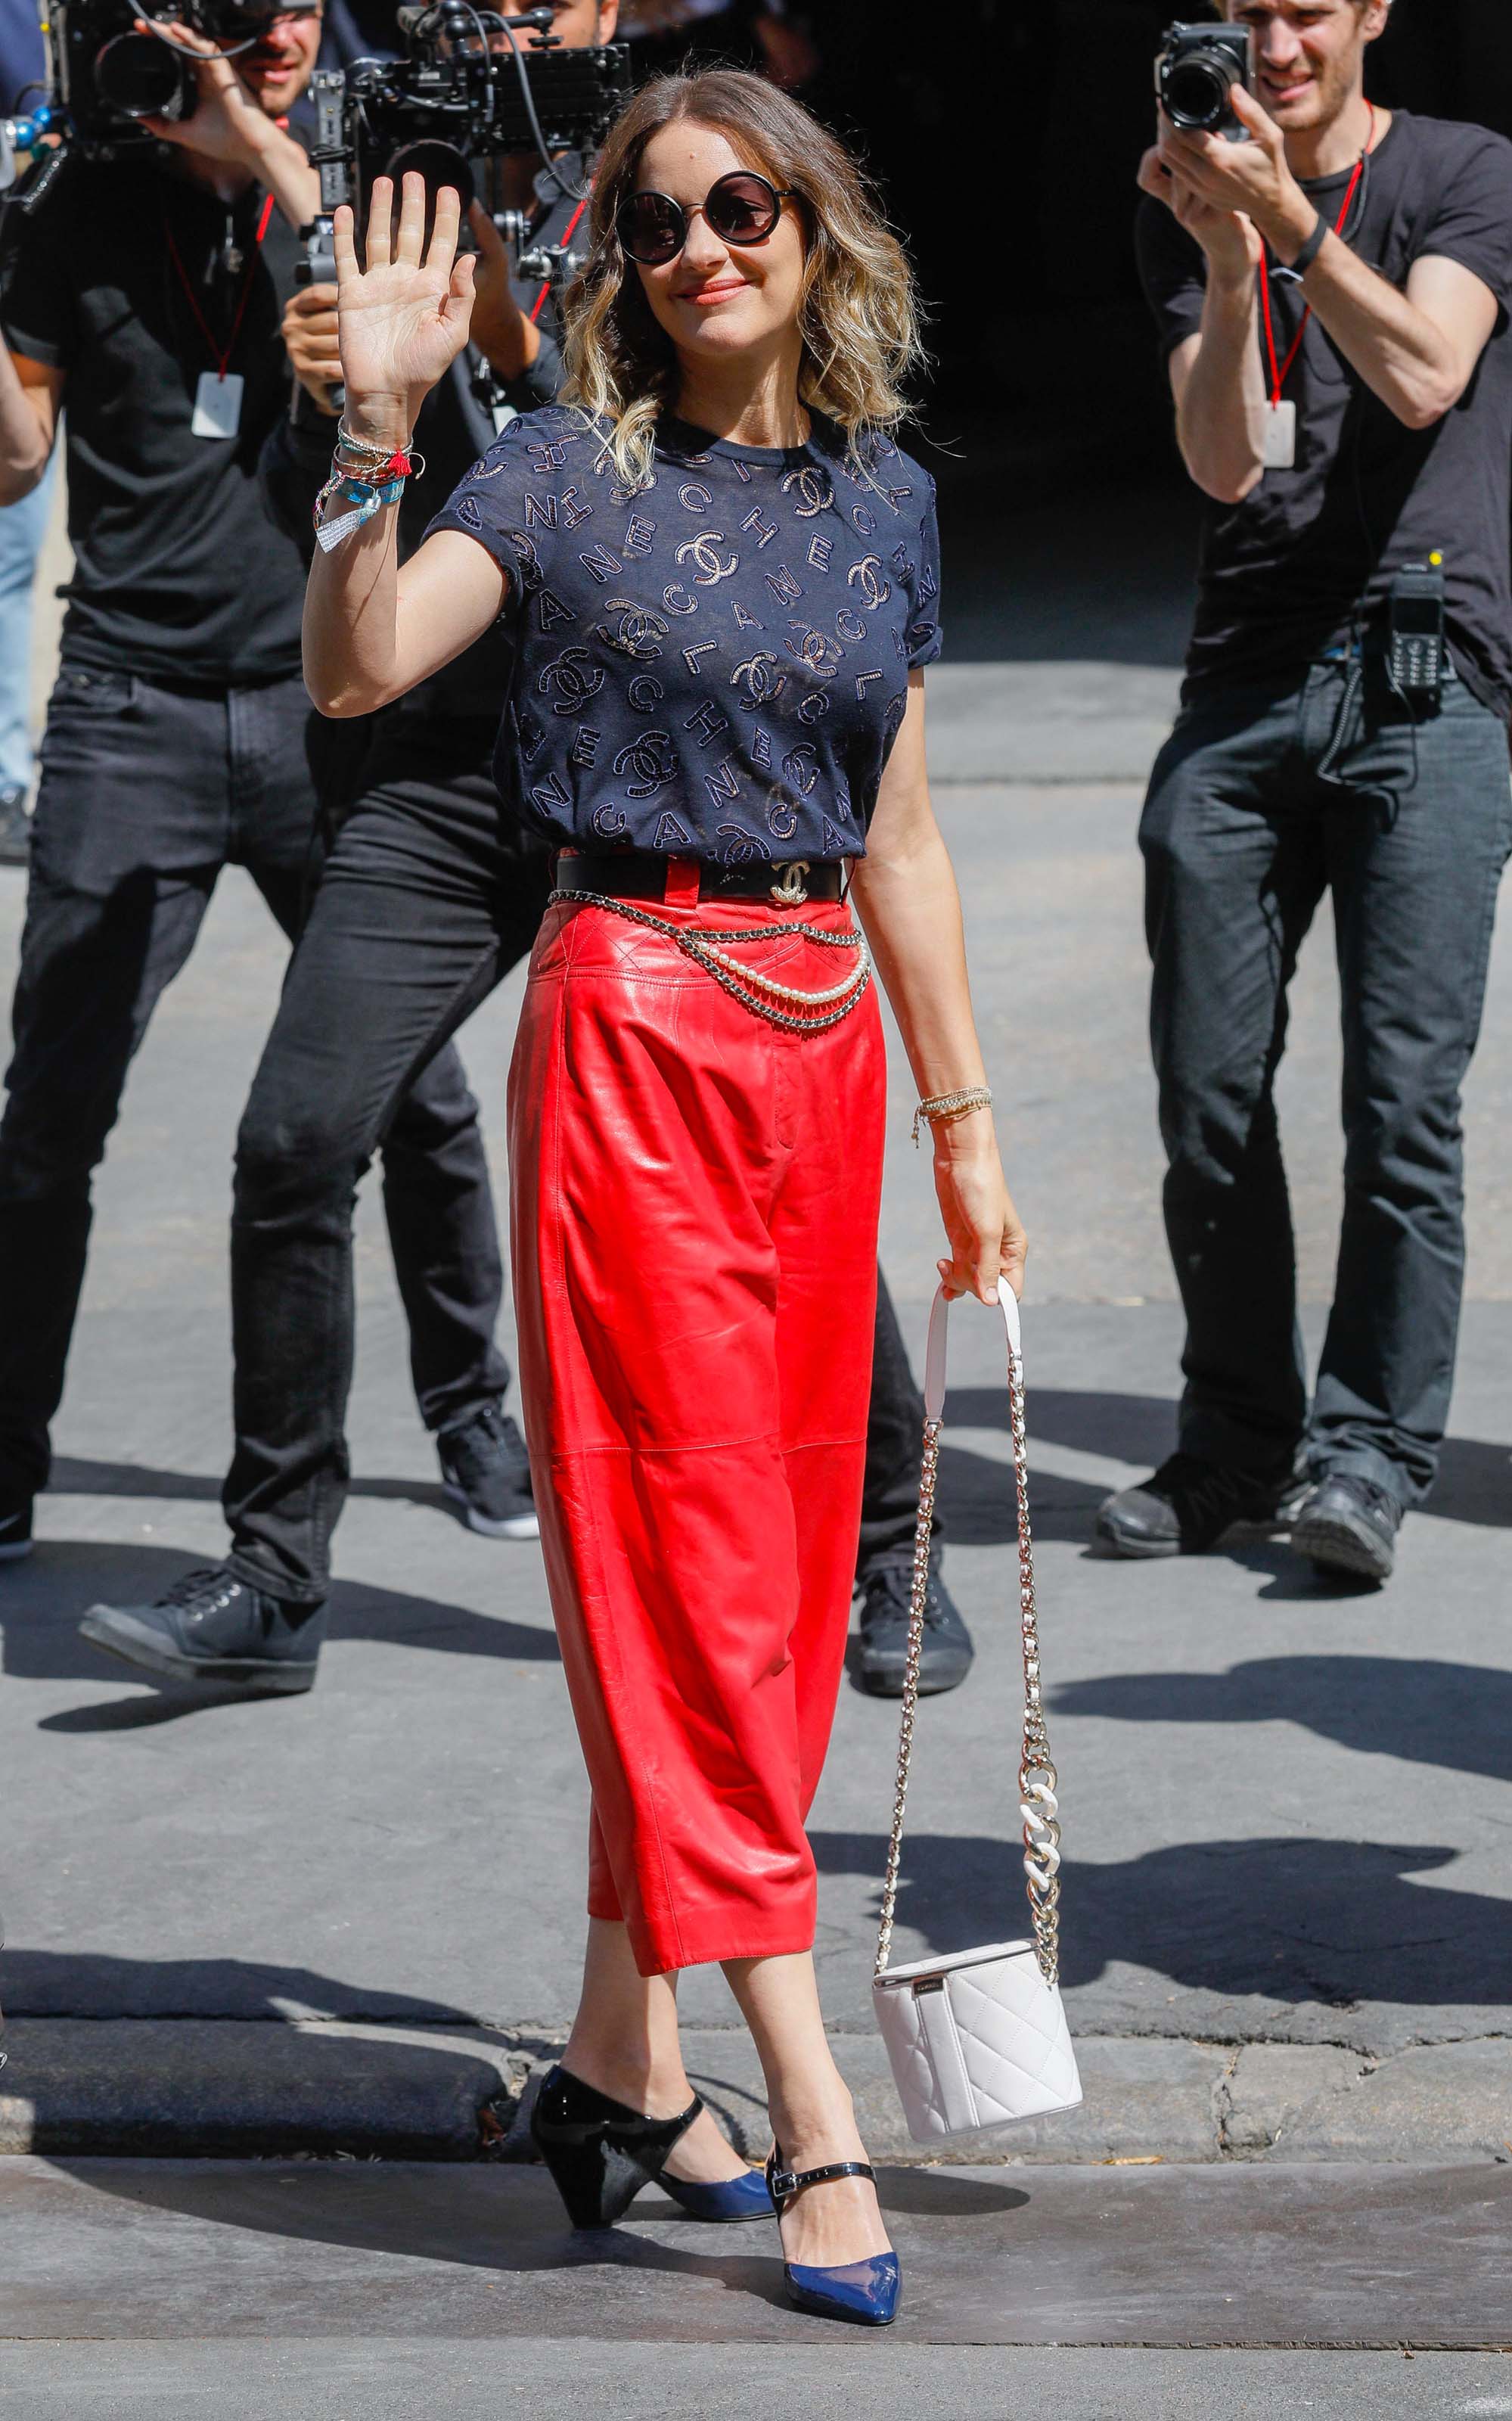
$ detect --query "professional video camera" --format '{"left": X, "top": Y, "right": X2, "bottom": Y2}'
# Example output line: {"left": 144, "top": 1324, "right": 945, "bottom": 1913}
{"left": 312, "top": 4, "right": 629, "bottom": 225}
{"left": 296, "top": 6, "right": 630, "bottom": 415}
{"left": 1156, "top": 22, "right": 1255, "bottom": 143}
{"left": 0, "top": 0, "right": 318, "bottom": 201}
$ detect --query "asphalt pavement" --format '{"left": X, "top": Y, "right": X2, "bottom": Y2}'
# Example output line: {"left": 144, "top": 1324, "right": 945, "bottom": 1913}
{"left": 2, "top": 481, "right": 1512, "bottom": 2401}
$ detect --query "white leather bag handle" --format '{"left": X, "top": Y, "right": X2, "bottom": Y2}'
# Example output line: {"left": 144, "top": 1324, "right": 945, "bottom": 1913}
{"left": 874, "top": 1279, "right": 1063, "bottom": 1987}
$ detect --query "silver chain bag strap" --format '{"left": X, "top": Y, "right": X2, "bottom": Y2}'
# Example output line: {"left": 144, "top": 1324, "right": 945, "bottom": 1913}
{"left": 871, "top": 1278, "right": 1082, "bottom": 2142}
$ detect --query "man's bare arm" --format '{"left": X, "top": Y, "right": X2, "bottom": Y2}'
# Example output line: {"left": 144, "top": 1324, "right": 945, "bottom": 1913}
{"left": 1169, "top": 91, "right": 1500, "bottom": 432}
{"left": 1138, "top": 144, "right": 1265, "bottom": 504}
{"left": 0, "top": 353, "right": 64, "bottom": 504}
{"left": 1288, "top": 242, "right": 1497, "bottom": 430}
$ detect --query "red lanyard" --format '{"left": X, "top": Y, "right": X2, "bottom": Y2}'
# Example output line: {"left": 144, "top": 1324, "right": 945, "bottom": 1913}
{"left": 529, "top": 188, "right": 591, "bottom": 326}
{"left": 164, "top": 190, "right": 276, "bottom": 380}
{"left": 1259, "top": 104, "right": 1374, "bottom": 408}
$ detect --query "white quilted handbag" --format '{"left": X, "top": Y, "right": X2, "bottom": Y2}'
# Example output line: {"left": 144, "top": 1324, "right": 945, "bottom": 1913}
{"left": 872, "top": 1279, "right": 1082, "bottom": 2143}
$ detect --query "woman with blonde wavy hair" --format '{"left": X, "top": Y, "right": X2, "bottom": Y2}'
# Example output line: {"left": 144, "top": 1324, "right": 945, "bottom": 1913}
{"left": 303, "top": 67, "right": 1025, "bottom": 2326}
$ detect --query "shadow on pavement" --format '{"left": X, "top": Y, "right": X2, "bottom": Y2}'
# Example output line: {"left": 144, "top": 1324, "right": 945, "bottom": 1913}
{"left": 41, "top": 2155, "right": 1024, "bottom": 2296}
{"left": 51, "top": 1454, "right": 463, "bottom": 1521}
{"left": 0, "top": 1540, "right": 559, "bottom": 1711}
{"left": 1051, "top": 1656, "right": 1512, "bottom": 1786}
{"left": 810, "top": 1831, "right": 1512, "bottom": 2011}
{"left": 0, "top": 1948, "right": 480, "bottom": 2023}
{"left": 943, "top": 1386, "right": 1512, "bottom": 1532}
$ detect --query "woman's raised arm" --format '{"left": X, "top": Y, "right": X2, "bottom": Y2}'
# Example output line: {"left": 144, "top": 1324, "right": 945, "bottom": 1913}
{"left": 303, "top": 173, "right": 508, "bottom": 716}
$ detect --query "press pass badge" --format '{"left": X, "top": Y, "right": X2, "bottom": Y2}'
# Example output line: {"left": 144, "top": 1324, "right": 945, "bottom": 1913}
{"left": 192, "top": 371, "right": 244, "bottom": 440}
{"left": 1262, "top": 399, "right": 1297, "bottom": 470}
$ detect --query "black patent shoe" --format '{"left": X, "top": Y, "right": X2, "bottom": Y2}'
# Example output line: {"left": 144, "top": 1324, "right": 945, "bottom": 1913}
{"left": 1096, "top": 1453, "right": 1303, "bottom": 1559}
{"left": 1291, "top": 1473, "right": 1402, "bottom": 1584}
{"left": 79, "top": 1565, "right": 327, "bottom": 1692}
{"left": 530, "top": 2065, "right": 702, "bottom": 2230}
{"left": 856, "top": 1555, "right": 973, "bottom": 1697}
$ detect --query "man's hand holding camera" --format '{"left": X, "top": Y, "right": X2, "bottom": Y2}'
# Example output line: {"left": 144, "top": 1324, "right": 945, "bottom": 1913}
{"left": 1138, "top": 122, "right": 1262, "bottom": 288}
{"left": 463, "top": 200, "right": 542, "bottom": 384}
{"left": 1144, "top": 84, "right": 1315, "bottom": 272}
{"left": 137, "top": 14, "right": 318, "bottom": 228}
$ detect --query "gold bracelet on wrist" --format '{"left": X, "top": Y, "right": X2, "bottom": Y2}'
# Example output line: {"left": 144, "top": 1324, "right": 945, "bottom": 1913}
{"left": 911, "top": 1086, "right": 993, "bottom": 1148}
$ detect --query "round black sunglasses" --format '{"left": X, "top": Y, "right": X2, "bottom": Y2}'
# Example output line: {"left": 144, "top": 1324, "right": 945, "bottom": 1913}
{"left": 616, "top": 170, "right": 793, "bottom": 268}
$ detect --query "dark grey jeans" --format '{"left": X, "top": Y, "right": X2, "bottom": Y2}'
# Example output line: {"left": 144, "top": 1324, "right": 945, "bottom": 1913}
{"left": 1140, "top": 654, "right": 1512, "bottom": 1506}
{"left": 0, "top": 664, "right": 505, "bottom": 1512}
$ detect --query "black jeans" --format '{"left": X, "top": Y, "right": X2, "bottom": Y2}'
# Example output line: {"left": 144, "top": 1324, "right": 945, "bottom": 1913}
{"left": 224, "top": 709, "right": 936, "bottom": 1601}
{"left": 1140, "top": 656, "right": 1512, "bottom": 1505}
{"left": 0, "top": 663, "right": 501, "bottom": 1508}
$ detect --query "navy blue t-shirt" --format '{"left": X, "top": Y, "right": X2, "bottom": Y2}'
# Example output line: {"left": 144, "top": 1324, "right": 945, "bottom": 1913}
{"left": 425, "top": 403, "right": 941, "bottom": 862}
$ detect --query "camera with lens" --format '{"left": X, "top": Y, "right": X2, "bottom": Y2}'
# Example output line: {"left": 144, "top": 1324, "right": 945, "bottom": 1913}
{"left": 334, "top": 5, "right": 632, "bottom": 225}
{"left": 8, "top": 0, "right": 317, "bottom": 178}
{"left": 1156, "top": 22, "right": 1255, "bottom": 144}
{"left": 293, "top": 5, "right": 632, "bottom": 415}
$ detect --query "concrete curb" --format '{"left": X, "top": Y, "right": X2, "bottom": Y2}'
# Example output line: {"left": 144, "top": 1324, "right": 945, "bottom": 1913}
{"left": 2, "top": 2023, "right": 1508, "bottom": 2165}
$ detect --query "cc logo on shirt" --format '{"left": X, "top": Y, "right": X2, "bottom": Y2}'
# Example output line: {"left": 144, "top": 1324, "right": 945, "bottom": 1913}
{"left": 781, "top": 466, "right": 834, "bottom": 519}
{"left": 537, "top": 647, "right": 606, "bottom": 716}
{"left": 731, "top": 652, "right": 787, "bottom": 709}
{"left": 612, "top": 731, "right": 680, "bottom": 798}
{"left": 596, "top": 598, "right": 670, "bottom": 661}
{"left": 675, "top": 530, "right": 739, "bottom": 586}
{"left": 847, "top": 555, "right": 893, "bottom": 612}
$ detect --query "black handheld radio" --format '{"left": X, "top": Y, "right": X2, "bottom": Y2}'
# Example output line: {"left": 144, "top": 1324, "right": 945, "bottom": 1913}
{"left": 1388, "top": 558, "right": 1446, "bottom": 698}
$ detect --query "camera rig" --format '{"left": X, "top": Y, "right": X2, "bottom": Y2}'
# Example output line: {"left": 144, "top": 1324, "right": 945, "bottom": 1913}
{"left": 304, "top": 8, "right": 631, "bottom": 268}
{"left": 1, "top": 0, "right": 320, "bottom": 206}
{"left": 296, "top": 9, "right": 630, "bottom": 418}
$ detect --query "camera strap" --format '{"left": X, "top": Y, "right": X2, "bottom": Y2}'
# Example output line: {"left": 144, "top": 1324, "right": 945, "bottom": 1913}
{"left": 166, "top": 189, "right": 275, "bottom": 440}
{"left": 1256, "top": 102, "right": 1375, "bottom": 471}
{"left": 527, "top": 188, "right": 591, "bottom": 329}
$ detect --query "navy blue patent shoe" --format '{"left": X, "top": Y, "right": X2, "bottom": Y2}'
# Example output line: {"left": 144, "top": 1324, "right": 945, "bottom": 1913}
{"left": 766, "top": 2149, "right": 901, "bottom": 2327}
{"left": 660, "top": 2165, "right": 776, "bottom": 2223}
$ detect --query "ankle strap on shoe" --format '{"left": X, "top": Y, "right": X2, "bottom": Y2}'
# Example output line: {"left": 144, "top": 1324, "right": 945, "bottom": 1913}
{"left": 768, "top": 2157, "right": 875, "bottom": 2203}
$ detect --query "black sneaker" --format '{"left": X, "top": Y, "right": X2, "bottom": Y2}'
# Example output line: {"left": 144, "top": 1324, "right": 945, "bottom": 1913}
{"left": 438, "top": 1401, "right": 539, "bottom": 1540}
{"left": 1291, "top": 1473, "right": 1402, "bottom": 1584}
{"left": 0, "top": 788, "right": 29, "bottom": 867}
{"left": 79, "top": 1565, "right": 327, "bottom": 1692}
{"left": 855, "top": 1556, "right": 975, "bottom": 1698}
{"left": 1096, "top": 1453, "right": 1302, "bottom": 1559}
{"left": 0, "top": 1500, "right": 33, "bottom": 1563}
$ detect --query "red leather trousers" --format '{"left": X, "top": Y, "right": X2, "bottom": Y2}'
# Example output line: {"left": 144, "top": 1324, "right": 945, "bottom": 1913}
{"left": 508, "top": 886, "right": 886, "bottom": 1977}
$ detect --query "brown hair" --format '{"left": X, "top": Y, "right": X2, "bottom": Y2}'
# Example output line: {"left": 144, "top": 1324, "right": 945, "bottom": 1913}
{"left": 560, "top": 69, "right": 925, "bottom": 485}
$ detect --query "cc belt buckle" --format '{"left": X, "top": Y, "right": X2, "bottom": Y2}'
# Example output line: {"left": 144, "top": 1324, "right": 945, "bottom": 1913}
{"left": 769, "top": 859, "right": 810, "bottom": 906}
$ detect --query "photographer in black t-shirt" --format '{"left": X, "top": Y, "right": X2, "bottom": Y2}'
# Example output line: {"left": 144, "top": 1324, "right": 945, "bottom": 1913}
{"left": 1098, "top": 0, "right": 1512, "bottom": 1584}
{"left": 0, "top": 8, "right": 523, "bottom": 1591}
{"left": 84, "top": 0, "right": 977, "bottom": 1702}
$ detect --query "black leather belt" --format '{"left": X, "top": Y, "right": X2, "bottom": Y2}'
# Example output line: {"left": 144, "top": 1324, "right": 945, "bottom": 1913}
{"left": 554, "top": 851, "right": 845, "bottom": 905}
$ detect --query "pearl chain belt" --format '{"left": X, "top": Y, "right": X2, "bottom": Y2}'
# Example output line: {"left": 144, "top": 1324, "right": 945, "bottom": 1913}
{"left": 549, "top": 887, "right": 873, "bottom": 1034}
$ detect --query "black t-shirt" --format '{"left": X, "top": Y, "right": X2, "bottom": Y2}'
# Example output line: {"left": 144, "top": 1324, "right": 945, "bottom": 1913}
{"left": 427, "top": 402, "right": 940, "bottom": 862}
{"left": 1136, "top": 113, "right": 1512, "bottom": 711}
{"left": 2, "top": 152, "right": 307, "bottom": 686}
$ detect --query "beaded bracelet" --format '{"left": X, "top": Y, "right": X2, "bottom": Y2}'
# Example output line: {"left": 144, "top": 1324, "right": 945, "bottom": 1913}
{"left": 911, "top": 1085, "right": 993, "bottom": 1148}
{"left": 312, "top": 444, "right": 425, "bottom": 555}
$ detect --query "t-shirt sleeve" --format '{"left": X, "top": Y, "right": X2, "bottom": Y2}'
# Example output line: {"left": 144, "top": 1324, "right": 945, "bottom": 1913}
{"left": 1, "top": 182, "right": 77, "bottom": 368}
{"left": 905, "top": 477, "right": 942, "bottom": 670}
{"left": 1412, "top": 127, "right": 1512, "bottom": 310}
{"left": 1135, "top": 193, "right": 1209, "bottom": 365}
{"left": 422, "top": 412, "right": 554, "bottom": 601}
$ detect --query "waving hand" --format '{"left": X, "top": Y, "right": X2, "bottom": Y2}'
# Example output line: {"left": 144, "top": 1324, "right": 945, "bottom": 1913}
{"left": 334, "top": 174, "right": 477, "bottom": 440}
